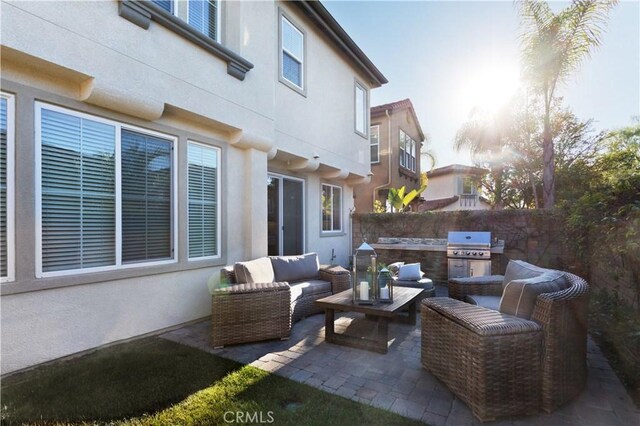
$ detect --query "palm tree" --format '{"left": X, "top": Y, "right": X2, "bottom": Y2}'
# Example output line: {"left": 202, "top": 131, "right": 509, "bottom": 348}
{"left": 518, "top": 0, "right": 617, "bottom": 208}
{"left": 454, "top": 106, "right": 514, "bottom": 209}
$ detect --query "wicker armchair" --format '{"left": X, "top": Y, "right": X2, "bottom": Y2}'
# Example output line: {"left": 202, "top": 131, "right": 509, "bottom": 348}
{"left": 422, "top": 270, "right": 589, "bottom": 421}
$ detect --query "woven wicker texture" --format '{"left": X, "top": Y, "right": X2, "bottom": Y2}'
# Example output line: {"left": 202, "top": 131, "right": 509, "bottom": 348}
{"left": 211, "top": 282, "right": 291, "bottom": 347}
{"left": 448, "top": 275, "right": 504, "bottom": 300}
{"left": 422, "top": 298, "right": 543, "bottom": 421}
{"left": 423, "top": 272, "right": 590, "bottom": 420}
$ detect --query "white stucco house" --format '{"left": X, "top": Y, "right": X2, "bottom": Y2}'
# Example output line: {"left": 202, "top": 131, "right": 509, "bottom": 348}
{"left": 418, "top": 164, "right": 492, "bottom": 211}
{"left": 0, "top": 0, "right": 386, "bottom": 374}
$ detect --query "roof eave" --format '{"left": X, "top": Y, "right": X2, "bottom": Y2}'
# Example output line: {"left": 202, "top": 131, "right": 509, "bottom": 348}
{"left": 294, "top": 0, "right": 388, "bottom": 88}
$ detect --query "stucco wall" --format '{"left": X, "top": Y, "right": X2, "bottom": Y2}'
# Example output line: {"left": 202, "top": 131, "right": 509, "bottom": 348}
{"left": 0, "top": 0, "right": 378, "bottom": 373}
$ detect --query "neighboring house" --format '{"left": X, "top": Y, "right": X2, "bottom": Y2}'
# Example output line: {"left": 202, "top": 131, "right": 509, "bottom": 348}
{"left": 418, "top": 164, "right": 492, "bottom": 211}
{"left": 353, "top": 99, "right": 425, "bottom": 213}
{"left": 0, "top": 0, "right": 386, "bottom": 374}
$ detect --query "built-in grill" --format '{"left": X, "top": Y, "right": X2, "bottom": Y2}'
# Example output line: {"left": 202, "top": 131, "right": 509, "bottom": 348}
{"left": 447, "top": 231, "right": 492, "bottom": 279}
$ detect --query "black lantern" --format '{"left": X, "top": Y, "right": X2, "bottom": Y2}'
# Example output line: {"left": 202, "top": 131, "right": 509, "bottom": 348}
{"left": 377, "top": 267, "right": 393, "bottom": 303}
{"left": 353, "top": 242, "right": 377, "bottom": 304}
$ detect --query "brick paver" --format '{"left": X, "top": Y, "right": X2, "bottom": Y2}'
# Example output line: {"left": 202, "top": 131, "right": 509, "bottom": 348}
{"left": 161, "top": 288, "right": 639, "bottom": 425}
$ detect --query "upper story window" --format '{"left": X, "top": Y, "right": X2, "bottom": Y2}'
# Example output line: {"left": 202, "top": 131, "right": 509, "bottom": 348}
{"left": 36, "top": 103, "right": 176, "bottom": 277}
{"left": 321, "top": 184, "right": 342, "bottom": 233}
{"left": 280, "top": 13, "right": 305, "bottom": 92}
{"left": 153, "top": 0, "right": 219, "bottom": 41}
{"left": 399, "top": 129, "right": 417, "bottom": 172}
{"left": 1, "top": 92, "right": 15, "bottom": 282}
{"left": 370, "top": 125, "right": 380, "bottom": 164}
{"left": 355, "top": 81, "right": 368, "bottom": 137}
{"left": 459, "top": 176, "right": 478, "bottom": 195}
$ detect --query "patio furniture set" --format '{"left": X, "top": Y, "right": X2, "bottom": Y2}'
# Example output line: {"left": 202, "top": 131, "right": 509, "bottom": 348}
{"left": 211, "top": 253, "right": 590, "bottom": 422}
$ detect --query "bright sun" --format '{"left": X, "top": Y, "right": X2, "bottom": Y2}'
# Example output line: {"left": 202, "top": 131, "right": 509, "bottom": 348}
{"left": 457, "top": 65, "right": 522, "bottom": 116}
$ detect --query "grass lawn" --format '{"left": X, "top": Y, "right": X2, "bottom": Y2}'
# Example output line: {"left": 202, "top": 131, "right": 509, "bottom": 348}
{"left": 1, "top": 337, "right": 422, "bottom": 425}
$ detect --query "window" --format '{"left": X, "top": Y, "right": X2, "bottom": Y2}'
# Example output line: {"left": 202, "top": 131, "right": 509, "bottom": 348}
{"left": 321, "top": 184, "right": 342, "bottom": 233}
{"left": 36, "top": 103, "right": 176, "bottom": 277}
{"left": 355, "top": 82, "right": 367, "bottom": 136}
{"left": 153, "top": 0, "right": 219, "bottom": 41}
{"left": 188, "top": 142, "right": 220, "bottom": 260}
{"left": 460, "top": 176, "right": 477, "bottom": 195}
{"left": 399, "top": 130, "right": 406, "bottom": 168}
{"left": 1, "top": 92, "right": 15, "bottom": 282}
{"left": 399, "top": 129, "right": 417, "bottom": 172}
{"left": 370, "top": 125, "right": 380, "bottom": 163}
{"left": 280, "top": 15, "right": 304, "bottom": 90}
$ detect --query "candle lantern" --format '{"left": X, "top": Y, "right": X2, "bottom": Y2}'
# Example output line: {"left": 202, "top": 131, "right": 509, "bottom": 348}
{"left": 377, "top": 267, "right": 393, "bottom": 303}
{"left": 353, "top": 242, "right": 377, "bottom": 305}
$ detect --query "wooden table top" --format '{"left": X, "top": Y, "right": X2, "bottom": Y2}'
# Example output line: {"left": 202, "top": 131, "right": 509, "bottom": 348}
{"left": 315, "top": 287, "right": 423, "bottom": 318}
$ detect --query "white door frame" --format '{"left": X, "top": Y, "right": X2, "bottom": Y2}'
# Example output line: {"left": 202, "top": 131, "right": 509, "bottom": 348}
{"left": 267, "top": 173, "right": 305, "bottom": 256}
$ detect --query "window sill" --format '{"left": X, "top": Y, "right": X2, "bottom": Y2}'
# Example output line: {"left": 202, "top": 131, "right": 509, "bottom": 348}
{"left": 0, "top": 257, "right": 226, "bottom": 296}
{"left": 279, "top": 76, "right": 307, "bottom": 97}
{"left": 320, "top": 231, "right": 346, "bottom": 238}
{"left": 118, "top": 0, "right": 253, "bottom": 81}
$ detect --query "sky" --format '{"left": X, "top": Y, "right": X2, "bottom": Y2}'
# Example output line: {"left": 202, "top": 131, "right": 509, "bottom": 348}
{"left": 323, "top": 0, "right": 640, "bottom": 168}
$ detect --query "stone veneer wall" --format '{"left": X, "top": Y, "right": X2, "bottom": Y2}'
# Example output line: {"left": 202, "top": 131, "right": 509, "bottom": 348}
{"left": 352, "top": 210, "right": 581, "bottom": 284}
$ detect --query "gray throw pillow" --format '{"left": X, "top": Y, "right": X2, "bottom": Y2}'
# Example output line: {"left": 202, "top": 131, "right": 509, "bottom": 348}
{"left": 387, "top": 262, "right": 405, "bottom": 276}
{"left": 234, "top": 257, "right": 275, "bottom": 284}
{"left": 270, "top": 253, "right": 320, "bottom": 282}
{"left": 499, "top": 271, "right": 569, "bottom": 319}
{"left": 502, "top": 260, "right": 551, "bottom": 290}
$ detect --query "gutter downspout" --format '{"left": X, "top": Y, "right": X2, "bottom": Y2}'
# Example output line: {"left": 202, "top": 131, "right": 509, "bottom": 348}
{"left": 372, "top": 109, "right": 392, "bottom": 210}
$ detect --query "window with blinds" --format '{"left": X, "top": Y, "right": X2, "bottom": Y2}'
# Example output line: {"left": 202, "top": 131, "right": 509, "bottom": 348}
{"left": 281, "top": 15, "right": 304, "bottom": 89}
{"left": 1, "top": 93, "right": 14, "bottom": 281}
{"left": 370, "top": 125, "right": 380, "bottom": 163}
{"left": 188, "top": 142, "right": 219, "bottom": 259}
{"left": 36, "top": 103, "right": 175, "bottom": 277}
{"left": 321, "top": 184, "right": 342, "bottom": 233}
{"left": 152, "top": 0, "right": 219, "bottom": 41}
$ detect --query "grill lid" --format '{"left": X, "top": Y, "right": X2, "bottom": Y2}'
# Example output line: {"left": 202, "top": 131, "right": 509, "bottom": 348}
{"left": 447, "top": 231, "right": 491, "bottom": 247}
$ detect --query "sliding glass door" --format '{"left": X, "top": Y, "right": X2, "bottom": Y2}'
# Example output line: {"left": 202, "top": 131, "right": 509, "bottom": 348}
{"left": 267, "top": 174, "right": 304, "bottom": 256}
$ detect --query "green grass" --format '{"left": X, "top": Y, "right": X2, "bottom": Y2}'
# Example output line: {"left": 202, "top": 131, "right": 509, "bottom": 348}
{"left": 1, "top": 337, "right": 422, "bottom": 426}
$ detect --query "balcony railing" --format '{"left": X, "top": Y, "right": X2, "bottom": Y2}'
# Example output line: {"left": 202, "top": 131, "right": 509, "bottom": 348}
{"left": 459, "top": 194, "right": 478, "bottom": 207}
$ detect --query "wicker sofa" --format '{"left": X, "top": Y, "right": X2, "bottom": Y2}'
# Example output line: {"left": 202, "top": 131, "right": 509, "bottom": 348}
{"left": 212, "top": 253, "right": 350, "bottom": 347}
{"left": 421, "top": 260, "right": 590, "bottom": 422}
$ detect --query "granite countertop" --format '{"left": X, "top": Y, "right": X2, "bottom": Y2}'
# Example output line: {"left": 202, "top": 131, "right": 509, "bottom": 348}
{"left": 371, "top": 237, "right": 505, "bottom": 254}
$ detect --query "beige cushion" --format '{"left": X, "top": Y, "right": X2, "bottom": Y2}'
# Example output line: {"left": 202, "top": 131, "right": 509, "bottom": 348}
{"left": 387, "top": 262, "right": 405, "bottom": 276}
{"left": 270, "top": 253, "right": 320, "bottom": 283}
{"left": 233, "top": 257, "right": 275, "bottom": 284}
{"left": 503, "top": 260, "right": 551, "bottom": 290}
{"left": 499, "top": 271, "right": 569, "bottom": 319}
{"left": 290, "top": 279, "right": 332, "bottom": 302}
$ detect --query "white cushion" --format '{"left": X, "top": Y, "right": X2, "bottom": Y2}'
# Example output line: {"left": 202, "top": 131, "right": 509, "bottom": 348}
{"left": 398, "top": 263, "right": 422, "bottom": 281}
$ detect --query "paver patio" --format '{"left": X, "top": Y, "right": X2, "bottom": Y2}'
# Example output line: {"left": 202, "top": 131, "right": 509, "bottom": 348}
{"left": 161, "top": 287, "right": 639, "bottom": 425}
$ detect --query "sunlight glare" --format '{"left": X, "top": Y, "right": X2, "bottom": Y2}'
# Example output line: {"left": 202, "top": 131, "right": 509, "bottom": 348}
{"left": 457, "top": 65, "right": 522, "bottom": 116}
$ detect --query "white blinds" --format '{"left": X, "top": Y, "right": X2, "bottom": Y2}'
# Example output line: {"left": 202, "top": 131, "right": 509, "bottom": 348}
{"left": 189, "top": 0, "right": 218, "bottom": 40}
{"left": 0, "top": 97, "right": 7, "bottom": 277}
{"left": 282, "top": 17, "right": 303, "bottom": 87}
{"left": 40, "top": 109, "right": 116, "bottom": 272}
{"left": 188, "top": 143, "right": 218, "bottom": 259}
{"left": 121, "top": 130, "right": 172, "bottom": 263}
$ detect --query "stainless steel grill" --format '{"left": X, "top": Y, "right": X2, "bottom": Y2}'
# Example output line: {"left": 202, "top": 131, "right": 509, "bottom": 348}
{"left": 447, "top": 231, "right": 492, "bottom": 279}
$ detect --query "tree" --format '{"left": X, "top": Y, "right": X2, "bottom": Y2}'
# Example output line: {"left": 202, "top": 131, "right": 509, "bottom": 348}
{"left": 518, "top": 0, "right": 617, "bottom": 208}
{"left": 387, "top": 185, "right": 427, "bottom": 212}
{"left": 453, "top": 105, "right": 515, "bottom": 209}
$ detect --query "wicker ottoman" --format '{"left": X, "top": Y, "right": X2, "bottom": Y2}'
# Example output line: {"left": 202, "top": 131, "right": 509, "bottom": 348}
{"left": 211, "top": 282, "right": 291, "bottom": 347}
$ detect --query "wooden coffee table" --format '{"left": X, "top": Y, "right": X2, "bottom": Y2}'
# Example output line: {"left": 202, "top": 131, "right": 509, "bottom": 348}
{"left": 315, "top": 287, "right": 423, "bottom": 354}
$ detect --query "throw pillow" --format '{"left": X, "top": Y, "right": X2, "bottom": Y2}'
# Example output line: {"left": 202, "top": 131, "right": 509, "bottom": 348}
{"left": 270, "top": 253, "right": 320, "bottom": 282}
{"left": 499, "top": 271, "right": 569, "bottom": 319}
{"left": 398, "top": 263, "right": 422, "bottom": 281}
{"left": 233, "top": 257, "right": 275, "bottom": 284}
{"left": 502, "top": 260, "right": 551, "bottom": 291}
{"left": 387, "top": 261, "right": 405, "bottom": 276}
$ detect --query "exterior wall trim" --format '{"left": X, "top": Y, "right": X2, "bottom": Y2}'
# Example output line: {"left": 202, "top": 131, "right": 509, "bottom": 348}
{"left": 118, "top": 0, "right": 253, "bottom": 80}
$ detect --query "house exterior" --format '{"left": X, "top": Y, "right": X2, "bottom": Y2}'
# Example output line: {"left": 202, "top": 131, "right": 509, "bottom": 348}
{"left": 0, "top": 0, "right": 386, "bottom": 374}
{"left": 418, "top": 164, "right": 491, "bottom": 211}
{"left": 353, "top": 99, "right": 424, "bottom": 213}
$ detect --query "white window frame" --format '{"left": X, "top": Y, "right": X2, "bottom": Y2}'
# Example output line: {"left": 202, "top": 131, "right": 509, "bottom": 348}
{"left": 399, "top": 129, "right": 406, "bottom": 168}
{"left": 280, "top": 13, "right": 305, "bottom": 92}
{"left": 35, "top": 102, "right": 178, "bottom": 278}
{"left": 1, "top": 92, "right": 15, "bottom": 283}
{"left": 370, "top": 125, "right": 380, "bottom": 164}
{"left": 187, "top": 140, "right": 221, "bottom": 261}
{"left": 354, "top": 81, "right": 368, "bottom": 138}
{"left": 321, "top": 183, "right": 343, "bottom": 234}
